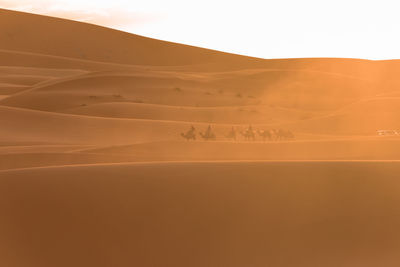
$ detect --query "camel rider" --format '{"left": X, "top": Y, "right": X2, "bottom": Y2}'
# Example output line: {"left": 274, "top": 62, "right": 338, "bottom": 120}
{"left": 189, "top": 125, "right": 195, "bottom": 133}
{"left": 186, "top": 125, "right": 196, "bottom": 139}
{"left": 229, "top": 126, "right": 236, "bottom": 140}
{"left": 204, "top": 125, "right": 212, "bottom": 138}
{"left": 230, "top": 126, "right": 236, "bottom": 135}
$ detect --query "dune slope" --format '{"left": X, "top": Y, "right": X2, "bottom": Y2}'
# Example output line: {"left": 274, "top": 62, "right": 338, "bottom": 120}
{"left": 1, "top": 161, "right": 400, "bottom": 267}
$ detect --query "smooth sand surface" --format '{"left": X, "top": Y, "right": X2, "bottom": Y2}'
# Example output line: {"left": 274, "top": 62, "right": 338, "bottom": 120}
{"left": 2, "top": 161, "right": 400, "bottom": 267}
{"left": 2, "top": 8, "right": 400, "bottom": 266}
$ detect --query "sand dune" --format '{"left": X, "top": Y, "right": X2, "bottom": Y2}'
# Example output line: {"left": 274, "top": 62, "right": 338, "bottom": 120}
{"left": 1, "top": 9, "right": 400, "bottom": 158}
{"left": 0, "top": 144, "right": 93, "bottom": 154}
{"left": 276, "top": 97, "right": 400, "bottom": 135}
{"left": 0, "top": 68, "right": 383, "bottom": 113}
{"left": 0, "top": 75, "right": 399, "bottom": 145}
{"left": 0, "top": 74, "right": 52, "bottom": 86}
{"left": 0, "top": 73, "right": 251, "bottom": 110}
{"left": 0, "top": 66, "right": 87, "bottom": 77}
{"left": 332, "top": 96, "right": 400, "bottom": 115}
{"left": 0, "top": 152, "right": 138, "bottom": 170}
{"left": 76, "top": 138, "right": 400, "bottom": 161}
{"left": 0, "top": 106, "right": 259, "bottom": 145}
{"left": 3, "top": 137, "right": 400, "bottom": 170}
{"left": 64, "top": 102, "right": 318, "bottom": 124}
{"left": 0, "top": 104, "right": 349, "bottom": 146}
{"left": 5, "top": 8, "right": 400, "bottom": 75}
{"left": 3, "top": 8, "right": 400, "bottom": 267}
{"left": 1, "top": 161, "right": 400, "bottom": 267}
{"left": 0, "top": 49, "right": 142, "bottom": 72}
{"left": 0, "top": 9, "right": 266, "bottom": 68}
{"left": 0, "top": 105, "right": 189, "bottom": 144}
{"left": 0, "top": 84, "right": 30, "bottom": 95}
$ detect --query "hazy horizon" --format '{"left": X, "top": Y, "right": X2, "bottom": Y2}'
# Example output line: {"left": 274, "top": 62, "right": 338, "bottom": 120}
{"left": 2, "top": 0, "right": 400, "bottom": 60}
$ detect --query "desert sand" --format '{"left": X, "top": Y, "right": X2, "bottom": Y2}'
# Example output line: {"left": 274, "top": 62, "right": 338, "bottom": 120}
{"left": 2, "top": 162, "right": 400, "bottom": 267}
{"left": 1, "top": 8, "right": 400, "bottom": 266}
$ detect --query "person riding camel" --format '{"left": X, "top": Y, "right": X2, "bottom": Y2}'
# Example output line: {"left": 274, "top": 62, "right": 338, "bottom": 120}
{"left": 226, "top": 126, "right": 237, "bottom": 141}
{"left": 200, "top": 125, "right": 216, "bottom": 140}
{"left": 241, "top": 125, "right": 256, "bottom": 141}
{"left": 205, "top": 125, "right": 212, "bottom": 136}
{"left": 181, "top": 125, "right": 196, "bottom": 141}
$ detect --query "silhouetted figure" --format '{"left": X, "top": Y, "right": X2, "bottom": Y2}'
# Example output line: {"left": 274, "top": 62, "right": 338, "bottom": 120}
{"left": 200, "top": 125, "right": 216, "bottom": 141}
{"left": 283, "top": 129, "right": 295, "bottom": 140}
{"left": 269, "top": 129, "right": 278, "bottom": 141}
{"left": 241, "top": 125, "right": 256, "bottom": 141}
{"left": 181, "top": 125, "right": 196, "bottom": 141}
{"left": 257, "top": 129, "right": 272, "bottom": 141}
{"left": 226, "top": 126, "right": 237, "bottom": 141}
{"left": 274, "top": 129, "right": 295, "bottom": 141}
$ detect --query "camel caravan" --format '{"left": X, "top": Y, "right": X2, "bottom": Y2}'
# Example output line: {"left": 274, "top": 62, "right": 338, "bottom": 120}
{"left": 181, "top": 125, "right": 295, "bottom": 142}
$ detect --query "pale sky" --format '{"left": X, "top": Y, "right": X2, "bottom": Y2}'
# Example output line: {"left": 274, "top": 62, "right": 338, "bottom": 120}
{"left": 2, "top": 0, "right": 400, "bottom": 60}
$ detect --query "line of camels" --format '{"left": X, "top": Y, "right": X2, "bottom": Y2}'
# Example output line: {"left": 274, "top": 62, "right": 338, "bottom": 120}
{"left": 181, "top": 125, "right": 295, "bottom": 141}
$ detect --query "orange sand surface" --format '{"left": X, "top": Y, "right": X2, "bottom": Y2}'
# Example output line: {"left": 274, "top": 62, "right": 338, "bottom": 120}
{"left": 2, "top": 8, "right": 400, "bottom": 266}
{"left": 2, "top": 161, "right": 400, "bottom": 267}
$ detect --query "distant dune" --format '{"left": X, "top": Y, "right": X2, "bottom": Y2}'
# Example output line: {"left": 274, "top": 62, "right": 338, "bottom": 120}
{"left": 2, "top": 8, "right": 400, "bottom": 267}
{"left": 0, "top": 8, "right": 267, "bottom": 67}
{"left": 2, "top": 8, "right": 400, "bottom": 161}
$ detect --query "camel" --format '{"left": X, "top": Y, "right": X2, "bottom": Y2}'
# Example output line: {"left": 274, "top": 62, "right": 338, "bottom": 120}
{"left": 181, "top": 125, "right": 196, "bottom": 141}
{"left": 241, "top": 125, "right": 256, "bottom": 141}
{"left": 268, "top": 129, "right": 278, "bottom": 141}
{"left": 257, "top": 129, "right": 272, "bottom": 141}
{"left": 274, "top": 129, "right": 295, "bottom": 141}
{"left": 225, "top": 126, "right": 237, "bottom": 141}
{"left": 200, "top": 125, "right": 216, "bottom": 141}
{"left": 284, "top": 129, "right": 295, "bottom": 140}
